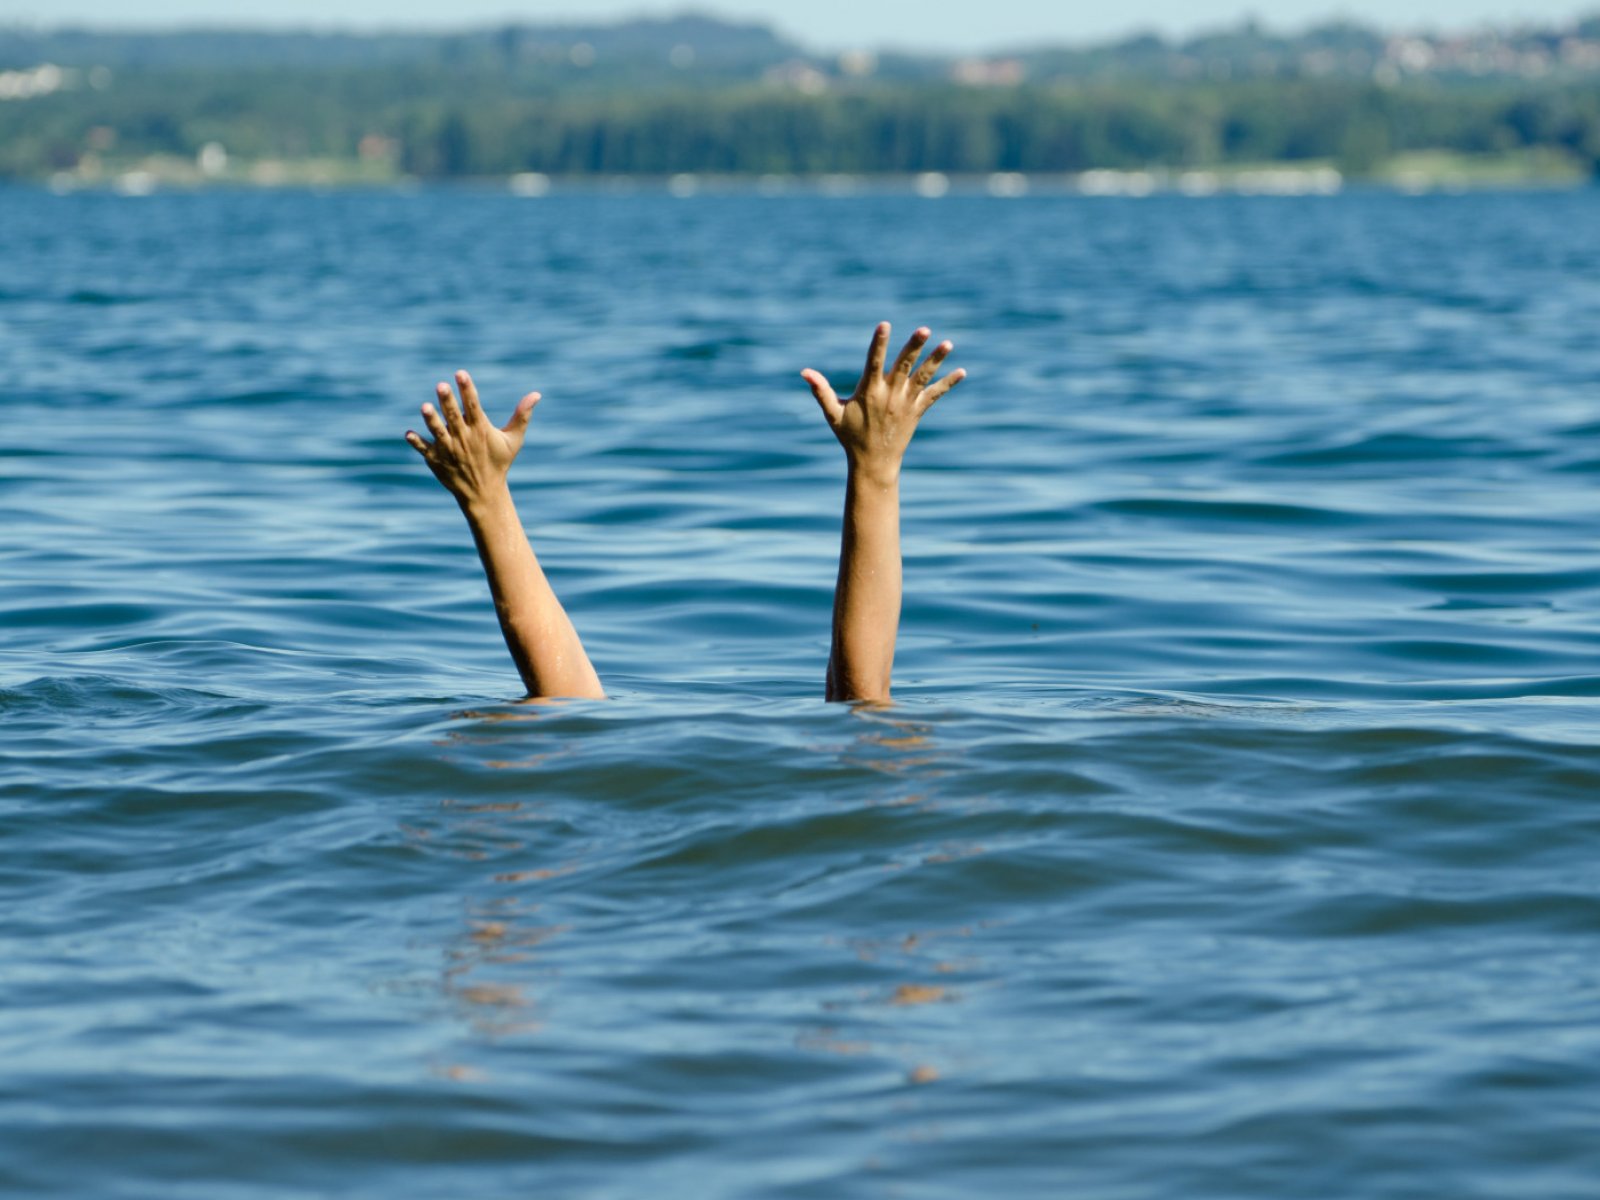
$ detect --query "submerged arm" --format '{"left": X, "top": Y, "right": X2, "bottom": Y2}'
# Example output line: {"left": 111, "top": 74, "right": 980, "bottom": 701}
{"left": 405, "top": 371, "right": 603, "bottom": 700}
{"left": 804, "top": 323, "right": 966, "bottom": 703}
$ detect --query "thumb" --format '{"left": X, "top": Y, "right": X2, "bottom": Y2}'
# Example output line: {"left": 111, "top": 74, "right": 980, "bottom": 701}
{"left": 801, "top": 369, "right": 844, "bottom": 426}
{"left": 503, "top": 391, "right": 539, "bottom": 447}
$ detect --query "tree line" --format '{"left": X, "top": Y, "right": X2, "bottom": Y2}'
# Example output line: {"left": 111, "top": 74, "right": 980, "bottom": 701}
{"left": 4, "top": 66, "right": 1600, "bottom": 180}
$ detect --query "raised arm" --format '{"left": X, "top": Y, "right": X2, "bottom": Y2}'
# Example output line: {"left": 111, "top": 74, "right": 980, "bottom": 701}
{"left": 803, "top": 323, "right": 966, "bottom": 703}
{"left": 405, "top": 371, "right": 604, "bottom": 700}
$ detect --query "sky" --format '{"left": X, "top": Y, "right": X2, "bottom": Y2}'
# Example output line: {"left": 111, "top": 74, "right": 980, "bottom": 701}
{"left": 2, "top": 0, "right": 1596, "bottom": 52}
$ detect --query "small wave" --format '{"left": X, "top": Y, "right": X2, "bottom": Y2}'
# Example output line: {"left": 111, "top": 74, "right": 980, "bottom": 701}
{"left": 64, "top": 289, "right": 149, "bottom": 306}
{"left": 1389, "top": 567, "right": 1600, "bottom": 596}
{"left": 1256, "top": 432, "right": 1509, "bottom": 468}
{"left": 1090, "top": 496, "right": 1363, "bottom": 527}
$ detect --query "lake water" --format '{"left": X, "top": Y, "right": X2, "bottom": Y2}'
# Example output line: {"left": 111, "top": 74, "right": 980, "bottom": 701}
{"left": 4, "top": 183, "right": 1600, "bottom": 1197}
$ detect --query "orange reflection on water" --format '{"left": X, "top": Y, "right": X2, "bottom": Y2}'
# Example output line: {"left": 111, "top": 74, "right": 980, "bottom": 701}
{"left": 889, "top": 983, "right": 949, "bottom": 1006}
{"left": 795, "top": 1029, "right": 876, "bottom": 1057}
{"left": 844, "top": 707, "right": 951, "bottom": 776}
{"left": 492, "top": 864, "right": 574, "bottom": 884}
{"left": 441, "top": 904, "right": 565, "bottom": 1038}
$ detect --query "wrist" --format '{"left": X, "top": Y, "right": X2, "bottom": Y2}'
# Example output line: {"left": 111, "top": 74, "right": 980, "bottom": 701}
{"left": 456, "top": 481, "right": 515, "bottom": 523}
{"left": 845, "top": 457, "right": 901, "bottom": 490}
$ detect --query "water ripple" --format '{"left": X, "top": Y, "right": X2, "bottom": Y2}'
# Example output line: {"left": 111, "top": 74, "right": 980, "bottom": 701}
{"left": 3, "top": 186, "right": 1600, "bottom": 1197}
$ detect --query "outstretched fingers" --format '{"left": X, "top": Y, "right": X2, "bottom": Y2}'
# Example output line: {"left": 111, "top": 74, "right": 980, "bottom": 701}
{"left": 909, "top": 340, "right": 952, "bottom": 390}
{"left": 859, "top": 322, "right": 891, "bottom": 391}
{"left": 421, "top": 401, "right": 450, "bottom": 443}
{"left": 455, "top": 370, "right": 485, "bottom": 425}
{"left": 403, "top": 429, "right": 432, "bottom": 458}
{"left": 436, "top": 380, "right": 465, "bottom": 431}
{"left": 916, "top": 367, "right": 967, "bottom": 414}
{"left": 889, "top": 327, "right": 931, "bottom": 383}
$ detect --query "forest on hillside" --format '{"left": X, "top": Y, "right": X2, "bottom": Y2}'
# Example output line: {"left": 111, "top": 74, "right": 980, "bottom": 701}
{"left": 3, "top": 13, "right": 1599, "bottom": 182}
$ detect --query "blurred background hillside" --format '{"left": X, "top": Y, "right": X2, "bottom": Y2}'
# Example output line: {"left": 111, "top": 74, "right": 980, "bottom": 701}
{"left": 4, "top": 10, "right": 1600, "bottom": 188}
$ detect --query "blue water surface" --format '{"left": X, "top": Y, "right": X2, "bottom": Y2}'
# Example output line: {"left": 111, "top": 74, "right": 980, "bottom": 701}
{"left": 4, "top": 184, "right": 1600, "bottom": 1198}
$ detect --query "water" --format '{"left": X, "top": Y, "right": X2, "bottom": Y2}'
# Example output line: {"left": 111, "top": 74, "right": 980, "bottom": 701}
{"left": 4, "top": 184, "right": 1600, "bottom": 1198}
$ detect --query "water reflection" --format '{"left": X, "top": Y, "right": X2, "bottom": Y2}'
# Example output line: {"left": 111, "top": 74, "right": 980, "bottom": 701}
{"left": 406, "top": 699, "right": 995, "bottom": 1103}
{"left": 844, "top": 706, "right": 950, "bottom": 777}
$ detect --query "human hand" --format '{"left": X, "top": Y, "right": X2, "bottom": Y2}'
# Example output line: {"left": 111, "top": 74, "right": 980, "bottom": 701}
{"left": 405, "top": 370, "right": 538, "bottom": 510}
{"left": 802, "top": 323, "right": 965, "bottom": 486}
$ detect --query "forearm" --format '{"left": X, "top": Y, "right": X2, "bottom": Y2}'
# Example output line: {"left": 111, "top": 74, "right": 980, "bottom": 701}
{"left": 827, "top": 466, "right": 902, "bottom": 702}
{"left": 460, "top": 485, "right": 604, "bottom": 699}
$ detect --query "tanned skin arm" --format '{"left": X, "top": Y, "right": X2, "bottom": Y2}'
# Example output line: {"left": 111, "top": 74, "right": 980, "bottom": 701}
{"left": 803, "top": 323, "right": 966, "bottom": 703}
{"left": 405, "top": 370, "right": 604, "bottom": 700}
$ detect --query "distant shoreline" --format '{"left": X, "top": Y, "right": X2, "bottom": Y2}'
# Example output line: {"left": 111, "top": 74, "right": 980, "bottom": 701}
{"left": 8, "top": 14, "right": 1600, "bottom": 191}
{"left": 36, "top": 160, "right": 1596, "bottom": 198}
